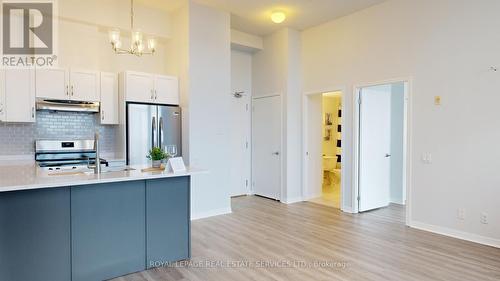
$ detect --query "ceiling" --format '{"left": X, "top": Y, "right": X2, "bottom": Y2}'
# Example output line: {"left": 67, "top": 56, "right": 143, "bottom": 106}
{"left": 137, "top": 0, "right": 387, "bottom": 36}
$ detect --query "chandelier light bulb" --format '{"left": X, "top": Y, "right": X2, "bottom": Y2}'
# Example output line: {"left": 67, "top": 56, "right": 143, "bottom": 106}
{"left": 148, "top": 38, "right": 156, "bottom": 51}
{"left": 131, "top": 30, "right": 143, "bottom": 46}
{"left": 109, "top": 29, "right": 121, "bottom": 44}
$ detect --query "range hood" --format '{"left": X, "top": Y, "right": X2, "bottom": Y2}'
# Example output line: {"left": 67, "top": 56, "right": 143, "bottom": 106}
{"left": 36, "top": 99, "right": 100, "bottom": 113}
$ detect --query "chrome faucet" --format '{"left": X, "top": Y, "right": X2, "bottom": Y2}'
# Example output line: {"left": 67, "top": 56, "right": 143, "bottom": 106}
{"left": 87, "top": 132, "right": 102, "bottom": 174}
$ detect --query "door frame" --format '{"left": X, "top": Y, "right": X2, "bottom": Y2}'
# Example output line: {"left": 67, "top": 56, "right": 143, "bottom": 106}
{"left": 353, "top": 77, "right": 413, "bottom": 225}
{"left": 229, "top": 91, "right": 253, "bottom": 197}
{"left": 251, "top": 94, "right": 284, "bottom": 202}
{"left": 302, "top": 87, "right": 347, "bottom": 211}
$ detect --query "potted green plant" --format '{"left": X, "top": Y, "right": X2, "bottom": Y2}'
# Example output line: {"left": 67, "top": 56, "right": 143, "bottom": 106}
{"left": 147, "top": 147, "right": 167, "bottom": 168}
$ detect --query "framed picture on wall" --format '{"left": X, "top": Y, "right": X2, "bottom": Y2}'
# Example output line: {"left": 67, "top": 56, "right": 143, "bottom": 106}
{"left": 325, "top": 113, "right": 333, "bottom": 125}
{"left": 324, "top": 128, "right": 332, "bottom": 141}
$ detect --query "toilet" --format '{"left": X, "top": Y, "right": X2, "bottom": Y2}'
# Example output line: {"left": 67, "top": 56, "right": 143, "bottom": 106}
{"left": 323, "top": 155, "right": 341, "bottom": 185}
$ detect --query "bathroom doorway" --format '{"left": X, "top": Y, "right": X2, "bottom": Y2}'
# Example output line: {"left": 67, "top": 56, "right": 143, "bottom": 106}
{"left": 304, "top": 91, "right": 343, "bottom": 209}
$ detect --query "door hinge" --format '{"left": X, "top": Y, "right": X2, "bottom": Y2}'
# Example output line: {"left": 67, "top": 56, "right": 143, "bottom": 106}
{"left": 358, "top": 97, "right": 362, "bottom": 105}
{"left": 245, "top": 141, "right": 249, "bottom": 149}
{"left": 245, "top": 180, "right": 248, "bottom": 187}
{"left": 357, "top": 196, "right": 361, "bottom": 201}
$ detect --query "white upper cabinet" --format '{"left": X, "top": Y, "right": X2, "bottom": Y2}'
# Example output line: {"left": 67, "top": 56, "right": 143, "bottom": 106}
{"left": 100, "top": 72, "right": 119, "bottom": 125}
{"left": 121, "top": 71, "right": 179, "bottom": 105}
{"left": 70, "top": 70, "right": 100, "bottom": 102}
{"left": 36, "top": 68, "right": 99, "bottom": 102}
{"left": 154, "top": 75, "right": 179, "bottom": 105}
{"left": 123, "top": 71, "right": 155, "bottom": 103}
{"left": 35, "top": 68, "right": 69, "bottom": 100}
{"left": 0, "top": 69, "right": 36, "bottom": 123}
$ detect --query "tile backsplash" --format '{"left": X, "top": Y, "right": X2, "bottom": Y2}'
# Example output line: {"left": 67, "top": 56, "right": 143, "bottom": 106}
{"left": 0, "top": 111, "right": 117, "bottom": 156}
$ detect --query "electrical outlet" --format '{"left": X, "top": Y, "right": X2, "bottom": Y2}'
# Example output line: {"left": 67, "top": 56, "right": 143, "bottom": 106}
{"left": 457, "top": 208, "right": 466, "bottom": 220}
{"left": 422, "top": 153, "right": 433, "bottom": 164}
{"left": 480, "top": 213, "right": 488, "bottom": 224}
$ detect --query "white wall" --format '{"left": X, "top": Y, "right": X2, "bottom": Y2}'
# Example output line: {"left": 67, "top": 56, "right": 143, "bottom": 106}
{"left": 58, "top": 0, "right": 175, "bottom": 74}
{"left": 302, "top": 0, "right": 500, "bottom": 246}
{"left": 229, "top": 50, "right": 252, "bottom": 196}
{"left": 390, "top": 82, "right": 405, "bottom": 204}
{"left": 252, "top": 28, "right": 303, "bottom": 203}
{"left": 231, "top": 29, "right": 263, "bottom": 53}
{"left": 174, "top": 1, "right": 232, "bottom": 219}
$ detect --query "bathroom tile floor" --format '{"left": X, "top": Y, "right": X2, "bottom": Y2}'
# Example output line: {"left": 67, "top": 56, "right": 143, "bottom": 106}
{"left": 308, "top": 171, "right": 341, "bottom": 209}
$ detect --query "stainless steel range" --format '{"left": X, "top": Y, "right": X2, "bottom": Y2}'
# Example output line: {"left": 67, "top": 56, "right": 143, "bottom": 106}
{"left": 35, "top": 140, "right": 108, "bottom": 172}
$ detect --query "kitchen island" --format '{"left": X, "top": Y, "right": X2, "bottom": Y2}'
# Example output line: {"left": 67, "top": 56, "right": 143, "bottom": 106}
{"left": 0, "top": 164, "right": 203, "bottom": 281}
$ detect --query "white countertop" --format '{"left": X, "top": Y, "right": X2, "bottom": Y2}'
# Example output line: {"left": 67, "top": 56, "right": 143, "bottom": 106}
{"left": 0, "top": 164, "right": 206, "bottom": 193}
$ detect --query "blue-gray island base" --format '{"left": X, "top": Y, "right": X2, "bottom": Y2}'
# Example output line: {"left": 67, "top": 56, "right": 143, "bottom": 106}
{"left": 0, "top": 176, "right": 190, "bottom": 281}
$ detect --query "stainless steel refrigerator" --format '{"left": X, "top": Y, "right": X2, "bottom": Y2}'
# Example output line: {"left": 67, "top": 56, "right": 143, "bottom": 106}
{"left": 126, "top": 103, "right": 182, "bottom": 165}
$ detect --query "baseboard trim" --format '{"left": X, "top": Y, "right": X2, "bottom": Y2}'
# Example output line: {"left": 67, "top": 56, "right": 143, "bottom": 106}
{"left": 303, "top": 192, "right": 322, "bottom": 201}
{"left": 282, "top": 196, "right": 304, "bottom": 204}
{"left": 390, "top": 198, "right": 405, "bottom": 205}
{"left": 409, "top": 220, "right": 500, "bottom": 248}
{"left": 341, "top": 206, "right": 355, "bottom": 213}
{"left": 191, "top": 207, "right": 232, "bottom": 221}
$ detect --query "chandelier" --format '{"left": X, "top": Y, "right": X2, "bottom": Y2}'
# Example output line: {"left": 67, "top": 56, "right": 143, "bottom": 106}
{"left": 108, "top": 0, "right": 156, "bottom": 56}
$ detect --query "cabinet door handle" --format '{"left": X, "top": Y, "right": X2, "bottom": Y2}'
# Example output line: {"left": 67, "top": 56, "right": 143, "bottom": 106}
{"left": 101, "top": 110, "right": 104, "bottom": 120}
{"left": 66, "top": 85, "right": 69, "bottom": 96}
{"left": 71, "top": 85, "right": 74, "bottom": 96}
{"left": 150, "top": 89, "right": 154, "bottom": 100}
{"left": 155, "top": 90, "right": 157, "bottom": 100}
{"left": 32, "top": 107, "right": 35, "bottom": 118}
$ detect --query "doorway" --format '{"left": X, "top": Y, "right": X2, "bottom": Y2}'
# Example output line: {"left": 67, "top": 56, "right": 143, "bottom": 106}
{"left": 356, "top": 81, "right": 408, "bottom": 212}
{"left": 304, "top": 90, "right": 344, "bottom": 209}
{"left": 251, "top": 95, "right": 282, "bottom": 200}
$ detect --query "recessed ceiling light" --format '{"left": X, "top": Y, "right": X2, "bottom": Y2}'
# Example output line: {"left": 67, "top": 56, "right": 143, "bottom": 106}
{"left": 271, "top": 11, "right": 286, "bottom": 24}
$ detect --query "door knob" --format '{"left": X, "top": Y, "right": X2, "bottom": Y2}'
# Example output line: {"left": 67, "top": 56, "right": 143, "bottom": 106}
{"left": 273, "top": 152, "right": 280, "bottom": 156}
{"left": 385, "top": 154, "right": 391, "bottom": 158}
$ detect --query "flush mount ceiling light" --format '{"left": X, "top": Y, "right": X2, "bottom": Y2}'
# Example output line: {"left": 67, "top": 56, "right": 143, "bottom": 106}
{"left": 271, "top": 11, "right": 286, "bottom": 24}
{"left": 108, "top": 0, "right": 156, "bottom": 56}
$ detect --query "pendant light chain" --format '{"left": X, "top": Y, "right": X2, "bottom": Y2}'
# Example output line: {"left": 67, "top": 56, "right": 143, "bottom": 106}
{"left": 131, "top": 0, "right": 134, "bottom": 30}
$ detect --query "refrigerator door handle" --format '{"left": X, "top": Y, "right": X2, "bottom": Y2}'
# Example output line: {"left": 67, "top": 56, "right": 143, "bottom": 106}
{"left": 152, "top": 116, "right": 157, "bottom": 148}
{"left": 159, "top": 117, "right": 164, "bottom": 149}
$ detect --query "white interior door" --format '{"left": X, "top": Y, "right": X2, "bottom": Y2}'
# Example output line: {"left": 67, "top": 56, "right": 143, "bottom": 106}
{"left": 252, "top": 96, "right": 281, "bottom": 200}
{"left": 305, "top": 94, "right": 324, "bottom": 199}
{"left": 228, "top": 94, "right": 251, "bottom": 197}
{"left": 359, "top": 85, "right": 392, "bottom": 212}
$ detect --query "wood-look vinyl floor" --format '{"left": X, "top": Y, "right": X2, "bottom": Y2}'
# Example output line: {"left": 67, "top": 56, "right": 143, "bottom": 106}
{"left": 114, "top": 196, "right": 500, "bottom": 281}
